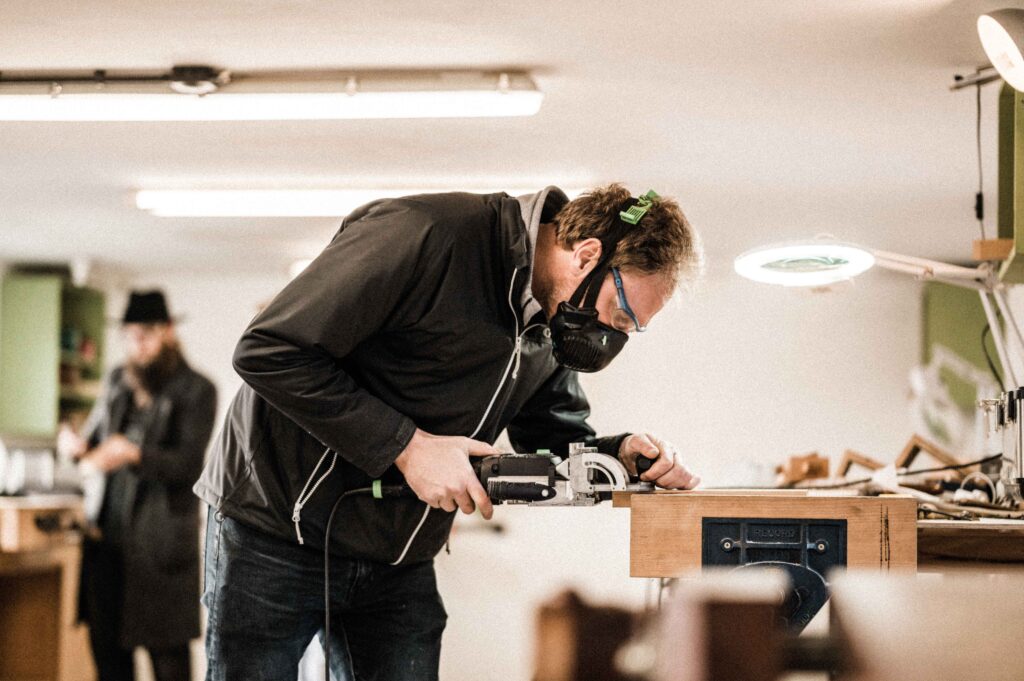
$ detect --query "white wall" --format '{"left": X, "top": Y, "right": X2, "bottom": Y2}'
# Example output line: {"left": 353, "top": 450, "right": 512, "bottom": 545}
{"left": 108, "top": 255, "right": 920, "bottom": 681}
{"left": 98, "top": 270, "right": 290, "bottom": 427}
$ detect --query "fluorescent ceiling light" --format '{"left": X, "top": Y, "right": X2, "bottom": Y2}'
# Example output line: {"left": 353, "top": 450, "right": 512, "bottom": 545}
{"left": 136, "top": 188, "right": 584, "bottom": 217}
{"left": 734, "top": 242, "right": 876, "bottom": 287}
{"left": 0, "top": 69, "right": 543, "bottom": 121}
{"left": 979, "top": 9, "right": 1024, "bottom": 92}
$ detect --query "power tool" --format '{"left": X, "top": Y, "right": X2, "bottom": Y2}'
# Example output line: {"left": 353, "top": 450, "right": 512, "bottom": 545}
{"left": 472, "top": 442, "right": 655, "bottom": 505}
{"left": 368, "top": 441, "right": 657, "bottom": 504}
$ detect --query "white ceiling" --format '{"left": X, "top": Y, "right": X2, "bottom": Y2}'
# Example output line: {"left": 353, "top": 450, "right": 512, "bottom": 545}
{"left": 0, "top": 0, "right": 1016, "bottom": 277}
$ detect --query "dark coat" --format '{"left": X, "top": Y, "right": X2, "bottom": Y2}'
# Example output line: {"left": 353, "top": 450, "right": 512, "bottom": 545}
{"left": 194, "top": 190, "right": 627, "bottom": 565}
{"left": 79, "top": 359, "right": 216, "bottom": 649}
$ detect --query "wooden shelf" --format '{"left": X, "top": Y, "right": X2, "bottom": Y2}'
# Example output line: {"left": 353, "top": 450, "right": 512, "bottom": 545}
{"left": 0, "top": 496, "right": 93, "bottom": 681}
{"left": 58, "top": 381, "right": 101, "bottom": 404}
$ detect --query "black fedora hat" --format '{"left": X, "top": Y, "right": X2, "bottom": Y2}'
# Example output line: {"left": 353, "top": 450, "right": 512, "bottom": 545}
{"left": 121, "top": 290, "right": 175, "bottom": 325}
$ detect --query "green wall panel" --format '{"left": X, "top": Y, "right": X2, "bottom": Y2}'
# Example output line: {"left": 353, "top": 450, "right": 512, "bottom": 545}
{"left": 921, "top": 281, "right": 1002, "bottom": 411}
{"left": 0, "top": 275, "right": 62, "bottom": 438}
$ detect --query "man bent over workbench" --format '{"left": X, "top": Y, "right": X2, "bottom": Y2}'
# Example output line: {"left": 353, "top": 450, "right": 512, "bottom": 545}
{"left": 194, "top": 185, "right": 704, "bottom": 680}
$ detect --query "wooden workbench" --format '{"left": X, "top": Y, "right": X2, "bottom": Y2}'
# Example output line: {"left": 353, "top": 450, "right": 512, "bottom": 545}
{"left": 616, "top": 490, "right": 1024, "bottom": 576}
{"left": 0, "top": 495, "right": 94, "bottom": 681}
{"left": 614, "top": 490, "right": 919, "bottom": 577}
{"left": 917, "top": 518, "right": 1024, "bottom": 569}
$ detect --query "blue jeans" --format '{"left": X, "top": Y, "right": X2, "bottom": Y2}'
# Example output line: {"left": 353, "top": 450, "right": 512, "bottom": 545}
{"left": 202, "top": 509, "right": 447, "bottom": 681}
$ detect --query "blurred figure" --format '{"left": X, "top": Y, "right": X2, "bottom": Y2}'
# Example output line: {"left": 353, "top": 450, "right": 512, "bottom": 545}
{"left": 60, "top": 290, "right": 216, "bottom": 681}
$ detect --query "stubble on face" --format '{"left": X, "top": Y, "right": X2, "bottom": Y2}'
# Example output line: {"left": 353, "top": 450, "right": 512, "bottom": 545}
{"left": 532, "top": 271, "right": 558, "bottom": 320}
{"left": 532, "top": 223, "right": 584, "bottom": 320}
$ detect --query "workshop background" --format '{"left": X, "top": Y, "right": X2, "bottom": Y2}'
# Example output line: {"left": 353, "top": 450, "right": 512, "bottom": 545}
{"left": 0, "top": 1, "right": 1018, "bottom": 680}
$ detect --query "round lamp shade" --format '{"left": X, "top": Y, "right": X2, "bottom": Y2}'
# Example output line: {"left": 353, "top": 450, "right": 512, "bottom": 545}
{"left": 979, "top": 9, "right": 1024, "bottom": 92}
{"left": 734, "top": 242, "right": 876, "bottom": 287}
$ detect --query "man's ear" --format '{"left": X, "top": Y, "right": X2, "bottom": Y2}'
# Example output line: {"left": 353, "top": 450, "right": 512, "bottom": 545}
{"left": 570, "top": 238, "right": 603, "bottom": 275}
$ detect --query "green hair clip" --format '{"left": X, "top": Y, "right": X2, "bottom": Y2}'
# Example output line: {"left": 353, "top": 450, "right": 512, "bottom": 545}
{"left": 619, "top": 189, "right": 660, "bottom": 225}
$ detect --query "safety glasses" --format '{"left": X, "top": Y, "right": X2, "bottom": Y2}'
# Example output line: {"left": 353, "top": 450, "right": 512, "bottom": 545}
{"left": 610, "top": 267, "right": 645, "bottom": 334}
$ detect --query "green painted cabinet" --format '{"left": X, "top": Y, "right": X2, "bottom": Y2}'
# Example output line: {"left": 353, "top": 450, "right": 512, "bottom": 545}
{"left": 0, "top": 274, "right": 105, "bottom": 439}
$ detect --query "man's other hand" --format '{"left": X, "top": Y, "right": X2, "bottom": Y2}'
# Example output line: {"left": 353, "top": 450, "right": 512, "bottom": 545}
{"left": 394, "top": 429, "right": 498, "bottom": 520}
{"left": 57, "top": 424, "right": 87, "bottom": 460}
{"left": 619, "top": 433, "right": 700, "bottom": 490}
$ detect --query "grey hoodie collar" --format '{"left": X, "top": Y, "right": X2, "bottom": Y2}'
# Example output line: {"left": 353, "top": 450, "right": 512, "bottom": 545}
{"left": 515, "top": 186, "right": 569, "bottom": 322}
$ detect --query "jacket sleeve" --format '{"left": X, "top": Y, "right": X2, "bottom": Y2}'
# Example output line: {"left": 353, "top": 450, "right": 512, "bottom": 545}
{"left": 506, "top": 367, "right": 629, "bottom": 457}
{"left": 136, "top": 378, "right": 217, "bottom": 485}
{"left": 81, "top": 369, "right": 119, "bottom": 449}
{"left": 231, "top": 200, "right": 444, "bottom": 478}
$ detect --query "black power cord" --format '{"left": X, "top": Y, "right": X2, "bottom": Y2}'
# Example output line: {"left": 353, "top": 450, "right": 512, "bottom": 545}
{"left": 323, "top": 487, "right": 370, "bottom": 681}
{"left": 982, "top": 322, "right": 1005, "bottom": 388}
{"left": 321, "top": 484, "right": 413, "bottom": 681}
{"left": 976, "top": 81, "right": 987, "bottom": 240}
{"left": 900, "top": 453, "right": 1002, "bottom": 476}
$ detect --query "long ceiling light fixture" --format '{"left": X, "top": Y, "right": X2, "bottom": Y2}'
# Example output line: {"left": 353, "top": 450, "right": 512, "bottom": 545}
{"left": 0, "top": 66, "right": 544, "bottom": 121}
{"left": 135, "top": 188, "right": 584, "bottom": 217}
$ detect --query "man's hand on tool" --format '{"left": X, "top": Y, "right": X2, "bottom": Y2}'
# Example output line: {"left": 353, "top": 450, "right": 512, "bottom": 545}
{"left": 619, "top": 433, "right": 700, "bottom": 490}
{"left": 394, "top": 429, "right": 498, "bottom": 519}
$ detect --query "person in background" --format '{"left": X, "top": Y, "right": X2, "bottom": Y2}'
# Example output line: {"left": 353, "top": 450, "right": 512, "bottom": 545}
{"left": 59, "top": 290, "right": 217, "bottom": 681}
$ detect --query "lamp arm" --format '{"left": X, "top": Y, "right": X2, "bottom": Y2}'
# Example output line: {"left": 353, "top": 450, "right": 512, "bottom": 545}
{"left": 949, "top": 66, "right": 1002, "bottom": 91}
{"left": 871, "top": 250, "right": 989, "bottom": 281}
{"left": 869, "top": 249, "right": 1021, "bottom": 389}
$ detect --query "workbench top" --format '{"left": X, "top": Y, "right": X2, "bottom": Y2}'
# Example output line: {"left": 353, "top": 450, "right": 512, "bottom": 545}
{"left": 623, "top": 490, "right": 918, "bottom": 577}
{"left": 615, "top": 491, "right": 1024, "bottom": 573}
{"left": 0, "top": 493, "right": 84, "bottom": 509}
{"left": 0, "top": 494, "right": 84, "bottom": 553}
{"left": 917, "top": 518, "right": 1024, "bottom": 565}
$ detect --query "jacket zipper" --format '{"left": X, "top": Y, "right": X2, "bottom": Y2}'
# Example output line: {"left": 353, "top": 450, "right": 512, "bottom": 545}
{"left": 291, "top": 268, "right": 535, "bottom": 558}
{"left": 291, "top": 447, "right": 339, "bottom": 545}
{"left": 391, "top": 267, "right": 531, "bottom": 565}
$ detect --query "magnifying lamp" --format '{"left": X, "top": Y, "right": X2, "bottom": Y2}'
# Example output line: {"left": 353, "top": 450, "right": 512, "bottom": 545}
{"left": 734, "top": 240, "right": 1024, "bottom": 390}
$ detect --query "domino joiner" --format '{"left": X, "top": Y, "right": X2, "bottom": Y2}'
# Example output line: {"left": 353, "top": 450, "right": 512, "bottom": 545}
{"left": 473, "top": 442, "right": 655, "bottom": 506}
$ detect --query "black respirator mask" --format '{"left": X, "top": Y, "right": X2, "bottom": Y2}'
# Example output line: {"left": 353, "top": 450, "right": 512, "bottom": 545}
{"left": 549, "top": 191, "right": 658, "bottom": 373}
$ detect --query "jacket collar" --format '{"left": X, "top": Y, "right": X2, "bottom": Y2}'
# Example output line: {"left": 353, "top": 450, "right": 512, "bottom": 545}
{"left": 500, "top": 186, "right": 569, "bottom": 322}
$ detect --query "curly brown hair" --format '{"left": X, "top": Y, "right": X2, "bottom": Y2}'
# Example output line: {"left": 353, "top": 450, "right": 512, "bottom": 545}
{"left": 553, "top": 184, "right": 703, "bottom": 288}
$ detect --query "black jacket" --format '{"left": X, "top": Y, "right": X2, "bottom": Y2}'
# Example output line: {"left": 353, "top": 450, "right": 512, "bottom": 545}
{"left": 193, "top": 190, "right": 626, "bottom": 565}
{"left": 80, "top": 359, "right": 217, "bottom": 648}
